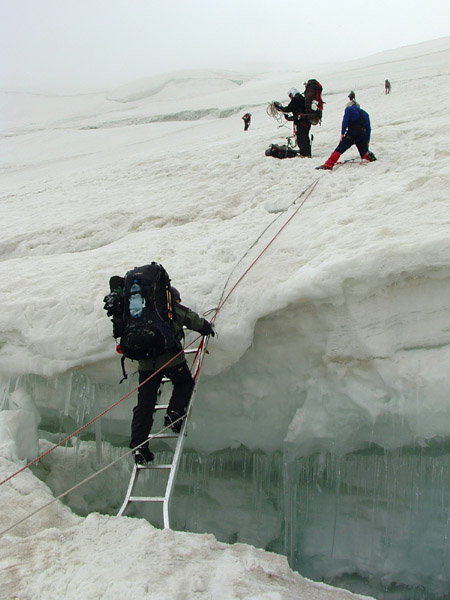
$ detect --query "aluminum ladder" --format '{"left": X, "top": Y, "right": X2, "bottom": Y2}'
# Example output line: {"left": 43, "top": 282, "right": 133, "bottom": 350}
{"left": 117, "top": 339, "right": 208, "bottom": 528}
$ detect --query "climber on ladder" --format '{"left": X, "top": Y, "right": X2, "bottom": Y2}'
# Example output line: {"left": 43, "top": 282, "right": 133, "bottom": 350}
{"left": 103, "top": 262, "right": 215, "bottom": 465}
{"left": 2, "top": 180, "right": 319, "bottom": 537}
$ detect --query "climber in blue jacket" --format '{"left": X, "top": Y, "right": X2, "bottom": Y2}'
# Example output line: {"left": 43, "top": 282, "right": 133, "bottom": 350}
{"left": 317, "top": 103, "right": 376, "bottom": 170}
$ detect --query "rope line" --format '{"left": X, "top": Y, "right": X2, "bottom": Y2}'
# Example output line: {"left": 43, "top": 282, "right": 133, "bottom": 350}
{"left": 0, "top": 340, "right": 207, "bottom": 537}
{"left": 4, "top": 177, "right": 320, "bottom": 484}
{"left": 0, "top": 419, "right": 179, "bottom": 537}
{"left": 0, "top": 175, "right": 322, "bottom": 534}
{"left": 334, "top": 158, "right": 365, "bottom": 170}
{"left": 211, "top": 177, "right": 321, "bottom": 323}
{"left": 0, "top": 340, "right": 201, "bottom": 488}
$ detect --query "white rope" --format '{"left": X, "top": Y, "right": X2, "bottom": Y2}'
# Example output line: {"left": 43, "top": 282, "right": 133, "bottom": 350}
{"left": 266, "top": 102, "right": 284, "bottom": 125}
{"left": 1, "top": 167, "right": 325, "bottom": 537}
{"left": 212, "top": 177, "right": 323, "bottom": 319}
{"left": 0, "top": 419, "right": 183, "bottom": 538}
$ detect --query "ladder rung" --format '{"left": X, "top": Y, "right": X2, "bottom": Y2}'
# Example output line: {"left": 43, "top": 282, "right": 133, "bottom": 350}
{"left": 137, "top": 464, "right": 172, "bottom": 470}
{"left": 154, "top": 404, "right": 169, "bottom": 411}
{"left": 152, "top": 433, "right": 179, "bottom": 439}
{"left": 129, "top": 496, "right": 165, "bottom": 502}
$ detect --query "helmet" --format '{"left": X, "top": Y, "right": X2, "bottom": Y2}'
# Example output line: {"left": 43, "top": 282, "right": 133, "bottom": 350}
{"left": 170, "top": 286, "right": 181, "bottom": 302}
{"left": 287, "top": 87, "right": 299, "bottom": 98}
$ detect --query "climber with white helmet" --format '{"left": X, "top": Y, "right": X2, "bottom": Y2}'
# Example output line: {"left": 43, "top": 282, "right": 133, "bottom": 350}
{"left": 273, "top": 86, "right": 312, "bottom": 157}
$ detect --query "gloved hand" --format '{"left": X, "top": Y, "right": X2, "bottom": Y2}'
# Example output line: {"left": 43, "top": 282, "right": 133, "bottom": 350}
{"left": 200, "top": 320, "right": 215, "bottom": 337}
{"left": 274, "top": 101, "right": 282, "bottom": 109}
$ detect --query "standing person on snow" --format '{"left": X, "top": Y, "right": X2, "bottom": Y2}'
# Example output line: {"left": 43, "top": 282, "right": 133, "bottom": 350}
{"left": 130, "top": 286, "right": 214, "bottom": 465}
{"left": 242, "top": 112, "right": 252, "bottom": 131}
{"left": 385, "top": 79, "right": 391, "bottom": 94}
{"left": 316, "top": 102, "right": 376, "bottom": 170}
{"left": 274, "top": 88, "right": 312, "bottom": 158}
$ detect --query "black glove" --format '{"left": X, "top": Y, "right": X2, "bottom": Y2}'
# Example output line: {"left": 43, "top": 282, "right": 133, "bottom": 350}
{"left": 200, "top": 320, "right": 215, "bottom": 337}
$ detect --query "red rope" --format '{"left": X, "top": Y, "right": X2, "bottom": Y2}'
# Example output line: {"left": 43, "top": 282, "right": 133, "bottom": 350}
{"left": 211, "top": 177, "right": 320, "bottom": 323}
{"left": 0, "top": 337, "right": 201, "bottom": 488}
{"left": 1, "top": 177, "right": 319, "bottom": 488}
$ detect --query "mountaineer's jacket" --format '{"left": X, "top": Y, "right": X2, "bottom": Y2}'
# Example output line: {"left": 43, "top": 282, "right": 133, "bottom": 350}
{"left": 278, "top": 93, "right": 307, "bottom": 124}
{"left": 341, "top": 104, "right": 371, "bottom": 141}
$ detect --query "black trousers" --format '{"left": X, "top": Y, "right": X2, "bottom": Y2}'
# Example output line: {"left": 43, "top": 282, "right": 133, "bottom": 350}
{"left": 130, "top": 361, "right": 195, "bottom": 449}
{"left": 296, "top": 119, "right": 312, "bottom": 157}
{"left": 335, "top": 130, "right": 369, "bottom": 159}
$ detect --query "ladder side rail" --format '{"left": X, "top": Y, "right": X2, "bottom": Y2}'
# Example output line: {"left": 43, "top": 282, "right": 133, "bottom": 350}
{"left": 190, "top": 339, "right": 208, "bottom": 382}
{"left": 117, "top": 464, "right": 140, "bottom": 516}
{"left": 162, "top": 383, "right": 201, "bottom": 528}
{"left": 162, "top": 340, "right": 208, "bottom": 528}
{"left": 117, "top": 339, "right": 209, "bottom": 524}
{"left": 162, "top": 419, "right": 188, "bottom": 528}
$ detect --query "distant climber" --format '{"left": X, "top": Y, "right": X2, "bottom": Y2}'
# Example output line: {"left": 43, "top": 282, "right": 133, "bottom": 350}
{"left": 103, "top": 263, "right": 214, "bottom": 465}
{"left": 273, "top": 80, "right": 323, "bottom": 158}
{"left": 316, "top": 101, "right": 376, "bottom": 170}
{"left": 385, "top": 79, "right": 391, "bottom": 95}
{"left": 242, "top": 113, "right": 252, "bottom": 131}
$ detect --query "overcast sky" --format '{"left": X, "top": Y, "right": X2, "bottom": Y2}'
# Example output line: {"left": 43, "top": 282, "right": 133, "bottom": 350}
{"left": 1, "top": 0, "right": 449, "bottom": 93}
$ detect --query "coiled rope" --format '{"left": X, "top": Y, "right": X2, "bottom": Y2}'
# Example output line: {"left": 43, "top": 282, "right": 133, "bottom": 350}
{"left": 266, "top": 102, "right": 285, "bottom": 126}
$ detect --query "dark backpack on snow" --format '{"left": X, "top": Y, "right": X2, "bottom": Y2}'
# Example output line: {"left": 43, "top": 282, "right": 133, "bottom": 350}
{"left": 103, "top": 262, "right": 181, "bottom": 364}
{"left": 265, "top": 144, "right": 299, "bottom": 159}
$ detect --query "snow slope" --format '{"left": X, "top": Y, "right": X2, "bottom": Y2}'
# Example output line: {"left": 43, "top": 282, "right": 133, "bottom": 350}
{"left": 1, "top": 37, "right": 449, "bottom": 599}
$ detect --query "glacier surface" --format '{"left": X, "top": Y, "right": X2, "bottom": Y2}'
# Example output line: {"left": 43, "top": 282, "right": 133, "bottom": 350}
{"left": 1, "top": 37, "right": 450, "bottom": 599}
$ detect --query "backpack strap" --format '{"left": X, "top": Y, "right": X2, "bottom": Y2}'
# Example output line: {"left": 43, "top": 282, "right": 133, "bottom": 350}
{"left": 119, "top": 355, "right": 128, "bottom": 383}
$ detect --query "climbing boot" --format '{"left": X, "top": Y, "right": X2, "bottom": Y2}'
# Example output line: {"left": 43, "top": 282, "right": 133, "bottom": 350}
{"left": 132, "top": 447, "right": 154, "bottom": 465}
{"left": 164, "top": 410, "right": 184, "bottom": 434}
{"left": 364, "top": 151, "right": 377, "bottom": 162}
